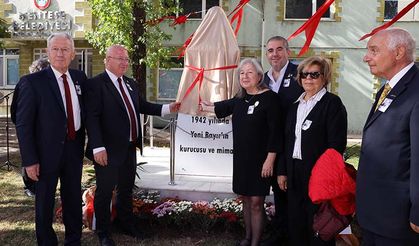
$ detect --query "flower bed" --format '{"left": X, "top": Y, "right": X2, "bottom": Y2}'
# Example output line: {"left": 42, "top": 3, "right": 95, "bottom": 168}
{"left": 131, "top": 190, "right": 275, "bottom": 233}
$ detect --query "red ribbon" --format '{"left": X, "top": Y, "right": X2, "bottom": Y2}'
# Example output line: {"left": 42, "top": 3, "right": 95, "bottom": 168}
{"left": 228, "top": 0, "right": 251, "bottom": 36}
{"left": 181, "top": 64, "right": 238, "bottom": 104}
{"left": 177, "top": 33, "right": 194, "bottom": 59}
{"left": 288, "top": 0, "right": 335, "bottom": 57}
{"left": 170, "top": 13, "right": 194, "bottom": 27}
{"left": 227, "top": 0, "right": 251, "bottom": 18}
{"left": 359, "top": 0, "right": 419, "bottom": 41}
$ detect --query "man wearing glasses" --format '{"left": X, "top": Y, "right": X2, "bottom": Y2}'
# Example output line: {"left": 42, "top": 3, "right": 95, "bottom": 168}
{"left": 15, "top": 33, "right": 87, "bottom": 245}
{"left": 84, "top": 44, "right": 180, "bottom": 246}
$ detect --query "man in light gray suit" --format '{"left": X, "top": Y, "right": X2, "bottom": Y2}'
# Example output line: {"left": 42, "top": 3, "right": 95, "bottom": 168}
{"left": 357, "top": 28, "right": 419, "bottom": 245}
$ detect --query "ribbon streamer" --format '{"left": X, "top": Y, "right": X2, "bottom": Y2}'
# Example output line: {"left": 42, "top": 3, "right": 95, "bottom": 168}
{"left": 181, "top": 64, "right": 238, "bottom": 104}
{"left": 228, "top": 0, "right": 251, "bottom": 36}
{"left": 288, "top": 0, "right": 335, "bottom": 57}
{"left": 359, "top": 0, "right": 419, "bottom": 41}
{"left": 177, "top": 33, "right": 194, "bottom": 59}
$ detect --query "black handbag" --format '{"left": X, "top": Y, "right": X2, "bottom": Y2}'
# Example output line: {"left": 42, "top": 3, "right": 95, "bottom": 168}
{"left": 313, "top": 201, "right": 352, "bottom": 241}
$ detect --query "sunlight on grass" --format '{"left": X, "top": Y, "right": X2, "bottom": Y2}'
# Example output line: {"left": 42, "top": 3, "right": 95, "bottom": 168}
{"left": 345, "top": 143, "right": 361, "bottom": 169}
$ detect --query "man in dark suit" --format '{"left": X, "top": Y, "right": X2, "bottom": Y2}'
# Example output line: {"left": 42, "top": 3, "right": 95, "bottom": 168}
{"left": 15, "top": 33, "right": 87, "bottom": 245}
{"left": 84, "top": 44, "right": 179, "bottom": 246}
{"left": 262, "top": 36, "right": 303, "bottom": 245}
{"left": 12, "top": 57, "right": 50, "bottom": 198}
{"left": 357, "top": 28, "right": 419, "bottom": 245}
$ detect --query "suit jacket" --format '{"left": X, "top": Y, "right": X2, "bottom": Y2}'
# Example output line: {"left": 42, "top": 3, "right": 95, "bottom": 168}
{"left": 280, "top": 92, "right": 347, "bottom": 190}
{"left": 264, "top": 62, "right": 304, "bottom": 175}
{"left": 15, "top": 66, "right": 87, "bottom": 172}
{"left": 356, "top": 65, "right": 419, "bottom": 239}
{"left": 263, "top": 62, "right": 304, "bottom": 116}
{"left": 84, "top": 72, "right": 162, "bottom": 166}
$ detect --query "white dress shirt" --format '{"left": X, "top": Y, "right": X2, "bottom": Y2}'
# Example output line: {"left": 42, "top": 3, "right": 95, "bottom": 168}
{"left": 292, "top": 88, "right": 327, "bottom": 160}
{"left": 50, "top": 66, "right": 81, "bottom": 131}
{"left": 93, "top": 70, "right": 171, "bottom": 154}
{"left": 106, "top": 69, "right": 139, "bottom": 142}
{"left": 266, "top": 61, "right": 289, "bottom": 93}
{"left": 387, "top": 62, "right": 415, "bottom": 89}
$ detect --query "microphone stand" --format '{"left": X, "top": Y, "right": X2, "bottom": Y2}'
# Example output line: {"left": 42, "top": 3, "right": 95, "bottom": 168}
{"left": 1, "top": 91, "right": 17, "bottom": 171}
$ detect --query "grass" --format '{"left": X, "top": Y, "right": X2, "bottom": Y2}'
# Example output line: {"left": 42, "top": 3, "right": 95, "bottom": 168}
{"left": 0, "top": 152, "right": 241, "bottom": 246}
{"left": 345, "top": 144, "right": 361, "bottom": 169}
{"left": 0, "top": 143, "right": 362, "bottom": 245}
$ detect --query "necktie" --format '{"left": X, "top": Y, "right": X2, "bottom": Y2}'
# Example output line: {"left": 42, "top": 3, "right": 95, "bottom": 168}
{"left": 375, "top": 83, "right": 391, "bottom": 112}
{"left": 117, "top": 78, "right": 137, "bottom": 142}
{"left": 62, "top": 74, "right": 76, "bottom": 140}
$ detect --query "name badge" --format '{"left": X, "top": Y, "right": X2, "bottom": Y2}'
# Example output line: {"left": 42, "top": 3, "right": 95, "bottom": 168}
{"left": 283, "top": 79, "right": 290, "bottom": 87}
{"left": 247, "top": 105, "right": 255, "bottom": 114}
{"left": 75, "top": 84, "right": 82, "bottom": 95}
{"left": 378, "top": 98, "right": 393, "bottom": 112}
{"left": 302, "top": 120, "right": 312, "bottom": 130}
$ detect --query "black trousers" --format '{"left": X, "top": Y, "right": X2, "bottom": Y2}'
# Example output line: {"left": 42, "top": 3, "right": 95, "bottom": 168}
{"left": 287, "top": 159, "right": 334, "bottom": 246}
{"left": 35, "top": 139, "right": 83, "bottom": 246}
{"left": 361, "top": 227, "right": 419, "bottom": 246}
{"left": 270, "top": 176, "right": 288, "bottom": 235}
{"left": 94, "top": 144, "right": 137, "bottom": 235}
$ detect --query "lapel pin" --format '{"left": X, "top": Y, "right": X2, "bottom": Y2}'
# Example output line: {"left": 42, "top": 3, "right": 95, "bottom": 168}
{"left": 126, "top": 83, "right": 133, "bottom": 91}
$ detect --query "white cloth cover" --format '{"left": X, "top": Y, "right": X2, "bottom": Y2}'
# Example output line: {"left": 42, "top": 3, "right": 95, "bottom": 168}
{"left": 176, "top": 6, "right": 240, "bottom": 115}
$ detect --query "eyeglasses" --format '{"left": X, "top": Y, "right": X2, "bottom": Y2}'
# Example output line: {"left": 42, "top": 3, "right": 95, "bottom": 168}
{"left": 107, "top": 56, "right": 130, "bottom": 63}
{"left": 300, "top": 71, "right": 322, "bottom": 79}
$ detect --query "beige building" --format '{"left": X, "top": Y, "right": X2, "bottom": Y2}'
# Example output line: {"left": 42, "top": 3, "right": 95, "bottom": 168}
{"left": 1, "top": 0, "right": 418, "bottom": 134}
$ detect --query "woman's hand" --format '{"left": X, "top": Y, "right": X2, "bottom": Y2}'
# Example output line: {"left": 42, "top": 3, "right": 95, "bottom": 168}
{"left": 277, "top": 175, "right": 287, "bottom": 191}
{"left": 261, "top": 152, "right": 276, "bottom": 178}
{"left": 261, "top": 160, "right": 274, "bottom": 178}
{"left": 199, "top": 101, "right": 215, "bottom": 113}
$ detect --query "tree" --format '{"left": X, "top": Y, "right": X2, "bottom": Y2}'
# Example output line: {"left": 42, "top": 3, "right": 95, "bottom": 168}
{"left": 86, "top": 0, "right": 180, "bottom": 98}
{"left": 0, "top": 18, "right": 10, "bottom": 47}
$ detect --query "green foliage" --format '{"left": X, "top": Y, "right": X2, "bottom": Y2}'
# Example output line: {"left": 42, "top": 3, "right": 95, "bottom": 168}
{"left": 0, "top": 18, "right": 10, "bottom": 48}
{"left": 86, "top": 0, "right": 180, "bottom": 69}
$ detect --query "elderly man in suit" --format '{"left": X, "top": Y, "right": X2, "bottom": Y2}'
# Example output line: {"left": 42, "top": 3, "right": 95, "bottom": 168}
{"left": 262, "top": 36, "right": 303, "bottom": 245}
{"left": 15, "top": 33, "right": 87, "bottom": 245}
{"left": 357, "top": 28, "right": 419, "bottom": 245}
{"left": 85, "top": 44, "right": 179, "bottom": 246}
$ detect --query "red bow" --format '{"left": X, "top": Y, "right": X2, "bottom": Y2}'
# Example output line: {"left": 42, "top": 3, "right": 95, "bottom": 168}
{"left": 170, "top": 13, "right": 194, "bottom": 27}
{"left": 288, "top": 0, "right": 335, "bottom": 56}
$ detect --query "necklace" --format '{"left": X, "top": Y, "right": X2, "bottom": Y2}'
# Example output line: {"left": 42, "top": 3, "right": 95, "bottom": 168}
{"left": 245, "top": 89, "right": 259, "bottom": 103}
{"left": 245, "top": 94, "right": 256, "bottom": 103}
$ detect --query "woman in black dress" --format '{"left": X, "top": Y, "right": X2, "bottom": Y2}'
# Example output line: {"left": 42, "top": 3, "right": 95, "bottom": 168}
{"left": 278, "top": 56, "right": 347, "bottom": 246}
{"left": 201, "top": 58, "right": 281, "bottom": 246}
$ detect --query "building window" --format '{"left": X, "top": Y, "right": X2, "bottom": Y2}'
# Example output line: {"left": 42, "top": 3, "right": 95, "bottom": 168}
{"left": 179, "top": 0, "right": 220, "bottom": 19}
{"left": 158, "top": 57, "right": 184, "bottom": 100}
{"left": 0, "top": 49, "right": 20, "bottom": 87}
{"left": 285, "top": 0, "right": 333, "bottom": 20}
{"left": 384, "top": 0, "right": 419, "bottom": 21}
{"left": 34, "top": 48, "right": 93, "bottom": 77}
